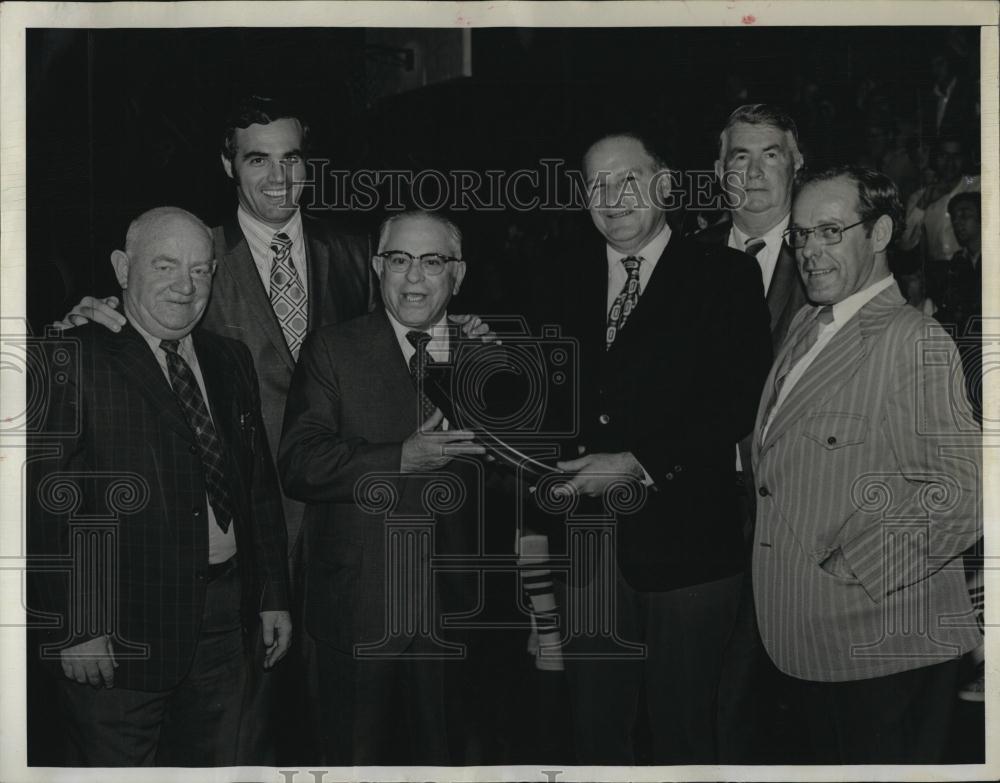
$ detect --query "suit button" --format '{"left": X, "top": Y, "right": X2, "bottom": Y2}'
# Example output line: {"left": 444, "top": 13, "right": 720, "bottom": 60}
{"left": 758, "top": 486, "right": 770, "bottom": 497}
{"left": 189, "top": 444, "right": 198, "bottom": 455}
{"left": 827, "top": 436, "right": 837, "bottom": 445}
{"left": 598, "top": 414, "right": 611, "bottom": 425}
{"left": 193, "top": 508, "right": 201, "bottom": 517}
{"left": 674, "top": 464, "right": 683, "bottom": 472}
{"left": 664, "top": 472, "right": 674, "bottom": 481}
{"left": 196, "top": 571, "right": 205, "bottom": 581}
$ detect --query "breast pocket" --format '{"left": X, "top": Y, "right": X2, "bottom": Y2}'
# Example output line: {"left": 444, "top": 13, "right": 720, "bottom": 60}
{"left": 803, "top": 412, "right": 868, "bottom": 450}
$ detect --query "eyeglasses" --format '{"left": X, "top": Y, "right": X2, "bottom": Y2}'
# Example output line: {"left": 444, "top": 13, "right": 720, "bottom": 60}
{"left": 783, "top": 220, "right": 868, "bottom": 249}
{"left": 375, "top": 250, "right": 459, "bottom": 276}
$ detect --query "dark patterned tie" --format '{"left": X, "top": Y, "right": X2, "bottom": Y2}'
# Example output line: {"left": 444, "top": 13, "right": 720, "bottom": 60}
{"left": 606, "top": 256, "right": 642, "bottom": 348}
{"left": 406, "top": 330, "right": 438, "bottom": 423}
{"left": 269, "top": 231, "right": 308, "bottom": 359}
{"left": 161, "top": 340, "right": 234, "bottom": 532}
{"left": 762, "top": 305, "right": 834, "bottom": 424}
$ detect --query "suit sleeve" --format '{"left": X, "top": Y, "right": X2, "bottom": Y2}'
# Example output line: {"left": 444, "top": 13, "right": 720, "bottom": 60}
{"left": 278, "top": 331, "right": 403, "bottom": 503}
{"left": 839, "top": 317, "right": 981, "bottom": 600}
{"left": 630, "top": 248, "right": 773, "bottom": 482}
{"left": 236, "top": 344, "right": 290, "bottom": 612}
{"left": 27, "top": 339, "right": 97, "bottom": 653}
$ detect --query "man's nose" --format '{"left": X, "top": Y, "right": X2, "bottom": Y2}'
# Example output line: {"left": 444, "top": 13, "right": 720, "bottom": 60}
{"left": 266, "top": 160, "right": 286, "bottom": 183}
{"left": 405, "top": 259, "right": 425, "bottom": 282}
{"left": 800, "top": 232, "right": 823, "bottom": 259}
{"left": 172, "top": 271, "right": 196, "bottom": 294}
{"left": 747, "top": 156, "right": 764, "bottom": 179}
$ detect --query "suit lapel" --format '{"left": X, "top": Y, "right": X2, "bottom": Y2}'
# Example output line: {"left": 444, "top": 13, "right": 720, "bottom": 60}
{"left": 104, "top": 323, "right": 195, "bottom": 444}
{"left": 759, "top": 285, "right": 905, "bottom": 454}
{"left": 765, "top": 242, "right": 801, "bottom": 332}
{"left": 219, "top": 219, "right": 296, "bottom": 373}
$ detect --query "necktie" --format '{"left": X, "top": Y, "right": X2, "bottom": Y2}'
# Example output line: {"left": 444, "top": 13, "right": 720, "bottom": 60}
{"left": 606, "top": 256, "right": 642, "bottom": 349}
{"left": 269, "top": 231, "right": 308, "bottom": 359}
{"left": 744, "top": 237, "right": 766, "bottom": 258}
{"left": 161, "top": 340, "right": 235, "bottom": 532}
{"left": 762, "top": 305, "right": 834, "bottom": 423}
{"left": 406, "top": 330, "right": 438, "bottom": 423}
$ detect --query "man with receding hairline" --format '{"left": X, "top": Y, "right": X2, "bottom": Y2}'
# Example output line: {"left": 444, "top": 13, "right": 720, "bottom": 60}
{"left": 752, "top": 167, "right": 980, "bottom": 762}
{"left": 29, "top": 206, "right": 290, "bottom": 766}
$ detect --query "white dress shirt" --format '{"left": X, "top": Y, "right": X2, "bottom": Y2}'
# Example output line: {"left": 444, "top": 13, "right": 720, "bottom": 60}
{"left": 237, "top": 205, "right": 309, "bottom": 300}
{"left": 728, "top": 214, "right": 790, "bottom": 296}
{"left": 762, "top": 275, "right": 896, "bottom": 440}
{"left": 605, "top": 223, "right": 672, "bottom": 314}
{"left": 130, "top": 317, "right": 237, "bottom": 564}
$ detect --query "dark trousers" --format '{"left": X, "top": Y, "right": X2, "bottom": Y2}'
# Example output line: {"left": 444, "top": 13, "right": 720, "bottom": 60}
{"left": 783, "top": 658, "right": 961, "bottom": 764}
{"left": 559, "top": 549, "right": 743, "bottom": 765}
{"left": 314, "top": 636, "right": 462, "bottom": 766}
{"left": 59, "top": 559, "right": 246, "bottom": 766}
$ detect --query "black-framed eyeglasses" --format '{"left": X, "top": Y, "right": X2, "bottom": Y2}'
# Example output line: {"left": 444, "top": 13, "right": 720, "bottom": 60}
{"left": 375, "top": 250, "right": 460, "bottom": 276}
{"left": 783, "top": 220, "right": 868, "bottom": 250}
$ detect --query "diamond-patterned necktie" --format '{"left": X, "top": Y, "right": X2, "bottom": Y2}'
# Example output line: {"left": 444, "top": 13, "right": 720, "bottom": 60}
{"left": 606, "top": 256, "right": 642, "bottom": 349}
{"left": 160, "top": 340, "right": 234, "bottom": 532}
{"left": 406, "top": 330, "right": 438, "bottom": 423}
{"left": 269, "top": 231, "right": 308, "bottom": 359}
{"left": 762, "top": 305, "right": 834, "bottom": 423}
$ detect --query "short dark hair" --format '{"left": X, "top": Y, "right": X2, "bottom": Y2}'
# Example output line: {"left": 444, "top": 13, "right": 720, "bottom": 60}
{"left": 947, "top": 191, "right": 981, "bottom": 219}
{"left": 796, "top": 165, "right": 905, "bottom": 245}
{"left": 718, "top": 103, "right": 800, "bottom": 159}
{"left": 221, "top": 94, "right": 309, "bottom": 163}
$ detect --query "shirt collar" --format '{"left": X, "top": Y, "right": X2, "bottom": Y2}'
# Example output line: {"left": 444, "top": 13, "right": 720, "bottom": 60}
{"left": 237, "top": 205, "right": 303, "bottom": 250}
{"left": 606, "top": 222, "right": 672, "bottom": 267}
{"left": 385, "top": 309, "right": 451, "bottom": 357}
{"left": 730, "top": 213, "right": 790, "bottom": 250}
{"left": 829, "top": 275, "right": 896, "bottom": 326}
{"left": 127, "top": 311, "right": 195, "bottom": 358}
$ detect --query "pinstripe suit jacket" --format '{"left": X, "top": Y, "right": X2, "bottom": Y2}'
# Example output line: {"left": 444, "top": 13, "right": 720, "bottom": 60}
{"left": 203, "top": 214, "right": 373, "bottom": 561}
{"left": 28, "top": 322, "right": 289, "bottom": 692}
{"left": 751, "top": 284, "right": 981, "bottom": 681}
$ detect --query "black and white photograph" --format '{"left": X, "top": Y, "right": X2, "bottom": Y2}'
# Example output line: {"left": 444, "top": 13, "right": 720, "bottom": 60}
{"left": 1, "top": 1, "right": 996, "bottom": 781}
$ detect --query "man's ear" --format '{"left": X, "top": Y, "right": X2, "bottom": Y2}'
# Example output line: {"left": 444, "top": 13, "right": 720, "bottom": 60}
{"left": 713, "top": 158, "right": 724, "bottom": 183}
{"left": 110, "top": 250, "right": 130, "bottom": 288}
{"left": 872, "top": 214, "right": 893, "bottom": 253}
{"left": 371, "top": 256, "right": 384, "bottom": 281}
{"left": 451, "top": 261, "right": 467, "bottom": 295}
{"left": 221, "top": 154, "right": 234, "bottom": 180}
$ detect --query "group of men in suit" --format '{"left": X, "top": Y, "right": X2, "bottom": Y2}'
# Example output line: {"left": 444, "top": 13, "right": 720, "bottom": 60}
{"left": 32, "top": 98, "right": 982, "bottom": 767}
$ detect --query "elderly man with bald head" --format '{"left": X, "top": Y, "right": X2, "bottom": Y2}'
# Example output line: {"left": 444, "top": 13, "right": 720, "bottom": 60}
{"left": 28, "top": 207, "right": 290, "bottom": 766}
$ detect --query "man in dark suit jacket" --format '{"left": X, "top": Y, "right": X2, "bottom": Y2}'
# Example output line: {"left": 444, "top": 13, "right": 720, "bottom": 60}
{"left": 549, "top": 132, "right": 772, "bottom": 763}
{"left": 696, "top": 104, "right": 809, "bottom": 760}
{"left": 279, "top": 210, "right": 487, "bottom": 765}
{"left": 28, "top": 207, "right": 290, "bottom": 766}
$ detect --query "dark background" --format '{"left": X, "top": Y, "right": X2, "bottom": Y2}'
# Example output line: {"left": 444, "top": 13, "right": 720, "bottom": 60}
{"left": 26, "top": 25, "right": 981, "bottom": 325}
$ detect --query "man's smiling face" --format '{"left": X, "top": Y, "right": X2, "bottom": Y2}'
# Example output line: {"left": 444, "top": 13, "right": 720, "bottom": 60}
{"left": 584, "top": 135, "right": 669, "bottom": 255}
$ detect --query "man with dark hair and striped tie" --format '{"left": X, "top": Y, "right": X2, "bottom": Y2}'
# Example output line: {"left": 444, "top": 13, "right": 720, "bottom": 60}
{"left": 279, "top": 209, "right": 489, "bottom": 765}
{"left": 29, "top": 207, "right": 290, "bottom": 766}
{"left": 751, "top": 166, "right": 981, "bottom": 763}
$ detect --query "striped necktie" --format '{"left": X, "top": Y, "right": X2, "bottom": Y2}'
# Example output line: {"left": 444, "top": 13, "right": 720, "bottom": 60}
{"left": 269, "top": 231, "right": 308, "bottom": 359}
{"left": 161, "top": 340, "right": 234, "bottom": 532}
{"left": 762, "top": 305, "right": 834, "bottom": 424}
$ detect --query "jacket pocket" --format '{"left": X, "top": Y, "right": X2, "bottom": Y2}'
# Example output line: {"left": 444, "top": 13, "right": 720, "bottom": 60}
{"left": 803, "top": 412, "right": 868, "bottom": 450}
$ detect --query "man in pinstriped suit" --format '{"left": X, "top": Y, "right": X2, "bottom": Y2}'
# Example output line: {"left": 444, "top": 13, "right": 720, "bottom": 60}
{"left": 751, "top": 166, "right": 981, "bottom": 763}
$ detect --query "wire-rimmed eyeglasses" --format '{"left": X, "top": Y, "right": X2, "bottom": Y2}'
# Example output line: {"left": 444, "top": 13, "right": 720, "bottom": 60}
{"left": 783, "top": 220, "right": 868, "bottom": 250}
